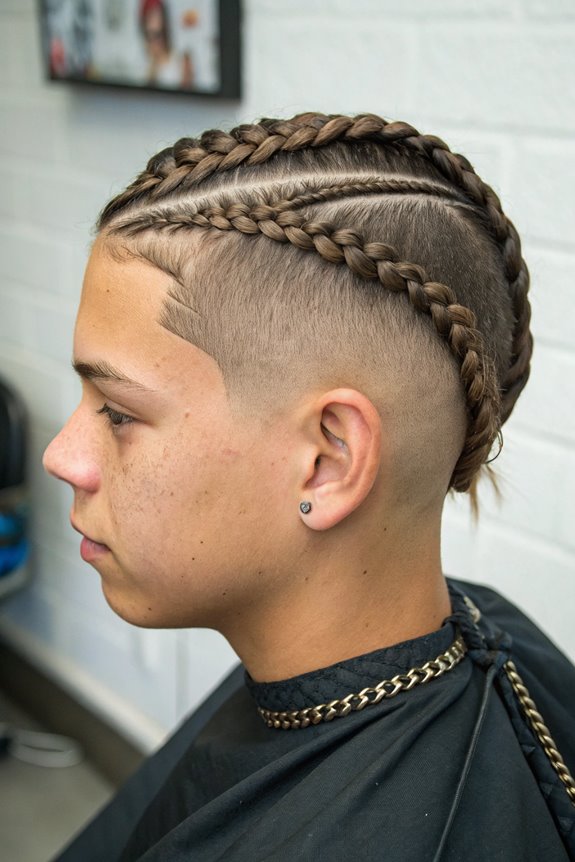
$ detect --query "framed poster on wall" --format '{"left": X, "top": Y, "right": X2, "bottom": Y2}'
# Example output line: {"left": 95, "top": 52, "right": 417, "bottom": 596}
{"left": 38, "top": 0, "right": 241, "bottom": 98}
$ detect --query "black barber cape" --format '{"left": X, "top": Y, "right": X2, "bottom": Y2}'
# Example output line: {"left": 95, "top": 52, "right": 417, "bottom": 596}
{"left": 53, "top": 581, "right": 575, "bottom": 861}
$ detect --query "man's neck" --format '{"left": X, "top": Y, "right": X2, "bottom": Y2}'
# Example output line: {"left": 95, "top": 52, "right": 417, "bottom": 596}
{"left": 223, "top": 521, "right": 450, "bottom": 683}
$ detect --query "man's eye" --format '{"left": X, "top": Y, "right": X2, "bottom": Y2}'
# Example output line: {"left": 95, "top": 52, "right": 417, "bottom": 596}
{"left": 96, "top": 403, "right": 135, "bottom": 429}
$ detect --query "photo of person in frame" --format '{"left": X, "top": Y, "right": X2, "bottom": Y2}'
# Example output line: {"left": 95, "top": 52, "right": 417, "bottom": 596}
{"left": 139, "top": 0, "right": 193, "bottom": 89}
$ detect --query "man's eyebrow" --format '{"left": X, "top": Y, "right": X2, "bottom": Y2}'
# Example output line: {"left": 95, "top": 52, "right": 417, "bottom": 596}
{"left": 72, "top": 360, "right": 153, "bottom": 391}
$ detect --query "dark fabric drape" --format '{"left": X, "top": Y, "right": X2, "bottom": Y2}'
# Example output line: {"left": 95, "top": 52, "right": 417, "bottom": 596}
{"left": 53, "top": 580, "right": 575, "bottom": 861}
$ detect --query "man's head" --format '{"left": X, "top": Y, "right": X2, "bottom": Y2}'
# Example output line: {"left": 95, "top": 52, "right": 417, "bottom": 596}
{"left": 43, "top": 113, "right": 532, "bottom": 638}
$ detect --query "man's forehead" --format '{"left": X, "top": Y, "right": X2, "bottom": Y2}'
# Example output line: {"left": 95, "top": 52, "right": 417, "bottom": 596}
{"left": 75, "top": 274, "right": 220, "bottom": 400}
{"left": 76, "top": 242, "right": 175, "bottom": 355}
{"left": 76, "top": 238, "right": 225, "bottom": 392}
{"left": 83, "top": 241, "right": 170, "bottom": 309}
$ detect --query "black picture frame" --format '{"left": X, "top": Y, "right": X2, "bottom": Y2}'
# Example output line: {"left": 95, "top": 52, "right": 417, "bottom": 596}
{"left": 38, "top": 0, "right": 241, "bottom": 99}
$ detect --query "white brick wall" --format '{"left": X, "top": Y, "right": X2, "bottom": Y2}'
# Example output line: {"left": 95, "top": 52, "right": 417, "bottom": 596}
{"left": 0, "top": 0, "right": 573, "bottom": 748}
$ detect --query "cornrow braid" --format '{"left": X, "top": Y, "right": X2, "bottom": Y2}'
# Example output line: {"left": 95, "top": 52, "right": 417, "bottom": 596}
{"left": 98, "top": 112, "right": 532, "bottom": 494}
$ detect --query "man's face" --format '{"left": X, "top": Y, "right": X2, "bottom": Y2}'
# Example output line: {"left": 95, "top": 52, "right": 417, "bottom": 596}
{"left": 43, "top": 239, "right": 294, "bottom": 629}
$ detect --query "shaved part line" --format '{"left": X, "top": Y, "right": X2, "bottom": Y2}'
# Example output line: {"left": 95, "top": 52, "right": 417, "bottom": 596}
{"left": 110, "top": 176, "right": 474, "bottom": 236}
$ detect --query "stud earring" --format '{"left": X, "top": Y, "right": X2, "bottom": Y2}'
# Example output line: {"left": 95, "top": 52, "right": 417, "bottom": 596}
{"left": 299, "top": 501, "right": 312, "bottom": 514}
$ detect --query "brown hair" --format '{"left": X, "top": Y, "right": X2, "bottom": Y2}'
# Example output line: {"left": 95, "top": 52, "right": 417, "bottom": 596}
{"left": 96, "top": 112, "right": 532, "bottom": 500}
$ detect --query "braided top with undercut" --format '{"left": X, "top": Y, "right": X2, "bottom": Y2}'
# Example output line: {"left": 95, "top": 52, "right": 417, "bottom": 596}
{"left": 98, "top": 112, "right": 532, "bottom": 497}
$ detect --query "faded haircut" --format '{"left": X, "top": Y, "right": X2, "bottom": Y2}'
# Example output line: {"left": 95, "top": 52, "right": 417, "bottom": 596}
{"left": 96, "top": 114, "right": 532, "bottom": 503}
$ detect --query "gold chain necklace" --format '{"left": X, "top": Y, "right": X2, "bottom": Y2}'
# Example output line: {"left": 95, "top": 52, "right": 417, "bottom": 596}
{"left": 257, "top": 601, "right": 575, "bottom": 812}
{"left": 258, "top": 632, "right": 467, "bottom": 730}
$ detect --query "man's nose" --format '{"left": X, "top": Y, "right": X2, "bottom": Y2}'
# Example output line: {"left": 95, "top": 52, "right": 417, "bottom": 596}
{"left": 43, "top": 408, "right": 101, "bottom": 494}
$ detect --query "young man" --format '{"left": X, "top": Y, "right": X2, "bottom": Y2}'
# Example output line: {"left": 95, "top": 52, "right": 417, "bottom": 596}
{"left": 44, "top": 113, "right": 575, "bottom": 860}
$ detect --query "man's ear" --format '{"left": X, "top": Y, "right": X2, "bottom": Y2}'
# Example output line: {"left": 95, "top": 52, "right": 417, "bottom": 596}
{"left": 298, "top": 389, "right": 382, "bottom": 531}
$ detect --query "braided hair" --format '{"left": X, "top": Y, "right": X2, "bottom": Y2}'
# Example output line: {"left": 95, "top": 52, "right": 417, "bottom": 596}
{"left": 97, "top": 112, "right": 532, "bottom": 498}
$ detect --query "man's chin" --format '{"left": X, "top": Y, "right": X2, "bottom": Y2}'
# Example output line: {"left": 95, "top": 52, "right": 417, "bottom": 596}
{"left": 99, "top": 581, "right": 198, "bottom": 629}
{"left": 99, "top": 581, "right": 158, "bottom": 627}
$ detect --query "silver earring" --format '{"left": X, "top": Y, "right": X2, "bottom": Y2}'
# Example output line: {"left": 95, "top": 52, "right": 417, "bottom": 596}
{"left": 300, "top": 501, "right": 312, "bottom": 514}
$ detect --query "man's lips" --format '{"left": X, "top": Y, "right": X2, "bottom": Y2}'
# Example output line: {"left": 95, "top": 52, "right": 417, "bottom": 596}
{"left": 79, "top": 536, "right": 110, "bottom": 563}
{"left": 70, "top": 518, "right": 110, "bottom": 562}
